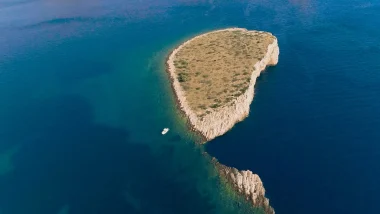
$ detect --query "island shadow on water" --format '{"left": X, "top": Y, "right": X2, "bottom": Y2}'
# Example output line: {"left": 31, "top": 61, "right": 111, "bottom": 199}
{"left": 0, "top": 95, "right": 216, "bottom": 214}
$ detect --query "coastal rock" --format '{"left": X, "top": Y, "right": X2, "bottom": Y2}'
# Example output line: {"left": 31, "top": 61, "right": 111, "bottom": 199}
{"left": 167, "top": 28, "right": 279, "bottom": 141}
{"left": 215, "top": 161, "right": 275, "bottom": 214}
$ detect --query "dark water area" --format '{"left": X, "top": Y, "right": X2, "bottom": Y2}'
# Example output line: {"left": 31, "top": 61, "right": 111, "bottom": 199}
{"left": 1, "top": 0, "right": 380, "bottom": 214}
{"left": 207, "top": 1, "right": 380, "bottom": 214}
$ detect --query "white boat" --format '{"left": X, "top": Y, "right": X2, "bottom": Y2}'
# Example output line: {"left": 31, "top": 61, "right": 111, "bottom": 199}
{"left": 161, "top": 128, "right": 169, "bottom": 135}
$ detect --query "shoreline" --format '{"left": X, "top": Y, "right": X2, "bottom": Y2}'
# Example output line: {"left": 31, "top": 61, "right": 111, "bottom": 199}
{"left": 165, "top": 48, "right": 208, "bottom": 143}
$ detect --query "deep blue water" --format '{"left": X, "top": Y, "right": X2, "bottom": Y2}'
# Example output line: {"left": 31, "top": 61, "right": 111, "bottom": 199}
{"left": 1, "top": 0, "right": 380, "bottom": 214}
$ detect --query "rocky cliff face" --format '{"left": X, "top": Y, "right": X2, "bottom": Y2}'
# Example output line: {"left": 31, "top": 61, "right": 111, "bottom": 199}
{"left": 167, "top": 28, "right": 279, "bottom": 141}
{"left": 193, "top": 38, "right": 279, "bottom": 140}
{"left": 215, "top": 161, "right": 275, "bottom": 214}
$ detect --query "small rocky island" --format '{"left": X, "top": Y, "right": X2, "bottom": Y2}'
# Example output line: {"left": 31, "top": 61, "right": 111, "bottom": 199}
{"left": 166, "top": 28, "right": 279, "bottom": 213}
{"left": 167, "top": 28, "right": 279, "bottom": 140}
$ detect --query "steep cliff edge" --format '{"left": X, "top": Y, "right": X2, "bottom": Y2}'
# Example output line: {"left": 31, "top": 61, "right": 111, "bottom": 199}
{"left": 192, "top": 38, "right": 278, "bottom": 140}
{"left": 215, "top": 161, "right": 275, "bottom": 214}
{"left": 167, "top": 28, "right": 279, "bottom": 141}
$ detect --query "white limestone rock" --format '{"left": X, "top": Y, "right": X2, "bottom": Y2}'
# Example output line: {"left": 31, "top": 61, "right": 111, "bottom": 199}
{"left": 216, "top": 162, "right": 275, "bottom": 214}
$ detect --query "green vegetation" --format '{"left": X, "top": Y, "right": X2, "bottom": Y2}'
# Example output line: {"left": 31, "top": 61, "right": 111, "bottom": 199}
{"left": 173, "top": 29, "right": 275, "bottom": 116}
{"left": 178, "top": 73, "right": 190, "bottom": 82}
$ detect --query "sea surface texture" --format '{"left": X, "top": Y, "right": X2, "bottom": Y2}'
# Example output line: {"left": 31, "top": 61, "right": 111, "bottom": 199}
{"left": 1, "top": 0, "right": 380, "bottom": 214}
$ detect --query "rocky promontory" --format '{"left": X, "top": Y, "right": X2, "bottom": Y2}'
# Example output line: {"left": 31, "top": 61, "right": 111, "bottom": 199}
{"left": 214, "top": 161, "right": 275, "bottom": 214}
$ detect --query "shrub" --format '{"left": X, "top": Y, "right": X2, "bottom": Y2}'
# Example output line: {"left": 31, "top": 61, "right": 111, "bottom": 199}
{"left": 178, "top": 73, "right": 190, "bottom": 82}
{"left": 233, "top": 93, "right": 242, "bottom": 97}
{"left": 210, "top": 103, "right": 220, "bottom": 109}
{"left": 198, "top": 104, "right": 207, "bottom": 110}
{"left": 240, "top": 87, "right": 248, "bottom": 93}
{"left": 179, "top": 59, "right": 188, "bottom": 65}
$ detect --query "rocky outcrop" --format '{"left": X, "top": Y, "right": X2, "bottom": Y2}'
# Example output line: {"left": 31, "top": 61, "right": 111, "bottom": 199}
{"left": 167, "top": 28, "right": 279, "bottom": 141}
{"left": 215, "top": 161, "right": 275, "bottom": 214}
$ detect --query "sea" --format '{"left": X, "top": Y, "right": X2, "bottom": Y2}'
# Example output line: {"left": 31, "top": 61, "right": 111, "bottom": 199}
{"left": 1, "top": 0, "right": 380, "bottom": 214}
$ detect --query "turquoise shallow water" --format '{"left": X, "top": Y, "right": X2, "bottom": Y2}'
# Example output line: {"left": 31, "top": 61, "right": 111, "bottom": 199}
{"left": 1, "top": 0, "right": 380, "bottom": 214}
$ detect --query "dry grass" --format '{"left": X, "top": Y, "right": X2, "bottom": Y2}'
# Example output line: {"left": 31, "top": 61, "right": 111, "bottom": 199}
{"left": 173, "top": 29, "right": 275, "bottom": 117}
